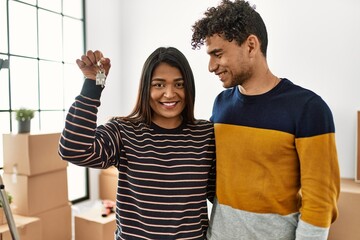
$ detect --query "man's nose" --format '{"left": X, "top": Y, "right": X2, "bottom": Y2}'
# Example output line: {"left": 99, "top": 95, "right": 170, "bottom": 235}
{"left": 208, "top": 58, "right": 218, "bottom": 73}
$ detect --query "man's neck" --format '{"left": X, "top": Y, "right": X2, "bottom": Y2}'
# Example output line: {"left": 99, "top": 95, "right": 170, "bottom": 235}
{"left": 238, "top": 71, "right": 279, "bottom": 95}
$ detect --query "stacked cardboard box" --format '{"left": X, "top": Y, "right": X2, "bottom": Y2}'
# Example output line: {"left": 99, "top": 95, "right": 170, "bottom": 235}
{"left": 99, "top": 166, "right": 118, "bottom": 202}
{"left": 0, "top": 215, "right": 41, "bottom": 240}
{"left": 328, "top": 178, "right": 360, "bottom": 240}
{"left": 75, "top": 204, "right": 116, "bottom": 240}
{"left": 2, "top": 132, "right": 72, "bottom": 240}
{"left": 71, "top": 166, "right": 118, "bottom": 240}
{"left": 0, "top": 209, "right": 7, "bottom": 225}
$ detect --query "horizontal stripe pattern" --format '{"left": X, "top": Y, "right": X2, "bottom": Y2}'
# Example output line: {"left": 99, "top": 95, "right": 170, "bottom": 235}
{"left": 59, "top": 82, "right": 215, "bottom": 240}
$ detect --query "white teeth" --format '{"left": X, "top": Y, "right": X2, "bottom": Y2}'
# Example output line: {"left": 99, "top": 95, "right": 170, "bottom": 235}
{"left": 163, "top": 102, "right": 176, "bottom": 106}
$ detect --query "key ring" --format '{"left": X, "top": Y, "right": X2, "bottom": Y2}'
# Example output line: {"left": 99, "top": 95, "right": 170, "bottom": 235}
{"left": 97, "top": 59, "right": 105, "bottom": 72}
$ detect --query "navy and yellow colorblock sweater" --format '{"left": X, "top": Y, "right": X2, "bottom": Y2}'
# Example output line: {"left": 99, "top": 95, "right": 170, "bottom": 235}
{"left": 59, "top": 79, "right": 216, "bottom": 240}
{"left": 207, "top": 78, "right": 340, "bottom": 240}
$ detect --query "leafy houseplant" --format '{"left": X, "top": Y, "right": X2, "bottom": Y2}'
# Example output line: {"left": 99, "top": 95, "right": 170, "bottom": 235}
{"left": 0, "top": 192, "right": 12, "bottom": 208}
{"left": 15, "top": 108, "right": 35, "bottom": 133}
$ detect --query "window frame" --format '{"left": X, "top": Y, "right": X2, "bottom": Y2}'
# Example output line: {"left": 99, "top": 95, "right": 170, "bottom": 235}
{"left": 0, "top": 0, "right": 89, "bottom": 204}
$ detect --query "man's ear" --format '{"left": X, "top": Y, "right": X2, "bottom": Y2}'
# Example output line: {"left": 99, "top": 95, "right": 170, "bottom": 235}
{"left": 247, "top": 35, "right": 260, "bottom": 57}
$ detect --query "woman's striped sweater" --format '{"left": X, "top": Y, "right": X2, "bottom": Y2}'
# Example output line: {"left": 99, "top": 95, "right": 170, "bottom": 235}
{"left": 58, "top": 79, "right": 216, "bottom": 240}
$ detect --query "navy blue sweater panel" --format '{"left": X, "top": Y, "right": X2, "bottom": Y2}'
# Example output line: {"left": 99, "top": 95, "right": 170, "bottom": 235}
{"left": 210, "top": 78, "right": 335, "bottom": 138}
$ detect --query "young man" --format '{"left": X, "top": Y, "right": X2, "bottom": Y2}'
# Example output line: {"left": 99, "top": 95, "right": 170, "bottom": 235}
{"left": 191, "top": 0, "right": 340, "bottom": 239}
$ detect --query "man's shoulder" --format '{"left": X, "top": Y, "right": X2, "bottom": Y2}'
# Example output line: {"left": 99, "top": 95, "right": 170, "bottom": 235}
{"left": 281, "top": 78, "right": 325, "bottom": 104}
{"left": 282, "top": 78, "right": 319, "bottom": 97}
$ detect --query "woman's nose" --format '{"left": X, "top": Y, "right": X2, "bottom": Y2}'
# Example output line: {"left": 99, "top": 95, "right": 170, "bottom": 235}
{"left": 163, "top": 86, "right": 176, "bottom": 98}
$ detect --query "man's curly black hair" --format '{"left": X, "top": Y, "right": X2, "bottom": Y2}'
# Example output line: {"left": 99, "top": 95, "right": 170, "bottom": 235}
{"left": 191, "top": 0, "right": 268, "bottom": 57}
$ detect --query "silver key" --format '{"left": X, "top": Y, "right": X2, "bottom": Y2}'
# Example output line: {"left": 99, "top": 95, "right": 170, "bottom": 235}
{"left": 96, "top": 71, "right": 106, "bottom": 87}
{"left": 96, "top": 59, "right": 106, "bottom": 87}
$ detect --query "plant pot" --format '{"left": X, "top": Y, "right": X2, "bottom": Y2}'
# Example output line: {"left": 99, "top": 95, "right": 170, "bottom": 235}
{"left": 18, "top": 119, "right": 31, "bottom": 133}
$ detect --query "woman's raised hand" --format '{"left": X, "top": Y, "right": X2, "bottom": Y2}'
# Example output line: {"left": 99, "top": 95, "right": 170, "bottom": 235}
{"left": 76, "top": 50, "right": 111, "bottom": 80}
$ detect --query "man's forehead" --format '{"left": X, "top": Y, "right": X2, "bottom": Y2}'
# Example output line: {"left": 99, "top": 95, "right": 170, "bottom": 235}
{"left": 205, "top": 35, "right": 224, "bottom": 53}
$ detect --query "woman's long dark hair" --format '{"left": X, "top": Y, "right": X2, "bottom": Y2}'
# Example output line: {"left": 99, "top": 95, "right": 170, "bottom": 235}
{"left": 121, "top": 47, "right": 196, "bottom": 125}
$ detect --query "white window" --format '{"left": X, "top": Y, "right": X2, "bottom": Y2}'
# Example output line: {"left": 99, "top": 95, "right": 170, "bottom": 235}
{"left": 0, "top": 0, "right": 88, "bottom": 203}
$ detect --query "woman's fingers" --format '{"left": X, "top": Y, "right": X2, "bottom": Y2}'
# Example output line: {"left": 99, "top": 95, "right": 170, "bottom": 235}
{"left": 75, "top": 50, "right": 111, "bottom": 80}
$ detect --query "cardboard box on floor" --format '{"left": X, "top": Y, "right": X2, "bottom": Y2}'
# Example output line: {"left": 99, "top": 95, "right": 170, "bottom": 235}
{"left": 0, "top": 210, "right": 6, "bottom": 225}
{"left": 35, "top": 204, "right": 72, "bottom": 240}
{"left": 2, "top": 169, "right": 69, "bottom": 216}
{"left": 99, "top": 166, "right": 118, "bottom": 202}
{"left": 2, "top": 132, "right": 67, "bottom": 176}
{"left": 75, "top": 206, "right": 116, "bottom": 240}
{"left": 328, "top": 178, "right": 360, "bottom": 240}
{"left": 99, "top": 167, "right": 118, "bottom": 201}
{"left": 0, "top": 215, "right": 41, "bottom": 240}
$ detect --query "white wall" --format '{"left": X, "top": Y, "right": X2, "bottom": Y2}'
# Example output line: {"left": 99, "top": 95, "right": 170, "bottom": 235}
{"left": 84, "top": 0, "right": 123, "bottom": 200}
{"left": 86, "top": 0, "right": 360, "bottom": 198}
{"left": 254, "top": 0, "right": 360, "bottom": 178}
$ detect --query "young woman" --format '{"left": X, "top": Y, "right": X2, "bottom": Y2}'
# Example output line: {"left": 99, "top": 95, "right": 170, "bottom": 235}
{"left": 58, "top": 47, "right": 216, "bottom": 240}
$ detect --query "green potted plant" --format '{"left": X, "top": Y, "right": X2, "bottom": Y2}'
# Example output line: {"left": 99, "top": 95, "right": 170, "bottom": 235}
{"left": 15, "top": 108, "right": 35, "bottom": 133}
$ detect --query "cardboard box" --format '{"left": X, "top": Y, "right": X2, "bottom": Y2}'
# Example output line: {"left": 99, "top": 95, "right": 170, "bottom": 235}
{"left": 328, "top": 178, "right": 360, "bottom": 240}
{"left": 101, "top": 166, "right": 118, "bottom": 176}
{"left": 3, "top": 169, "right": 69, "bottom": 216}
{"left": 75, "top": 207, "right": 116, "bottom": 240}
{"left": 2, "top": 133, "right": 67, "bottom": 176}
{"left": 0, "top": 215, "right": 42, "bottom": 240}
{"left": 0, "top": 192, "right": 13, "bottom": 225}
{"left": 0, "top": 210, "right": 7, "bottom": 225}
{"left": 35, "top": 204, "right": 72, "bottom": 240}
{"left": 99, "top": 167, "right": 118, "bottom": 202}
